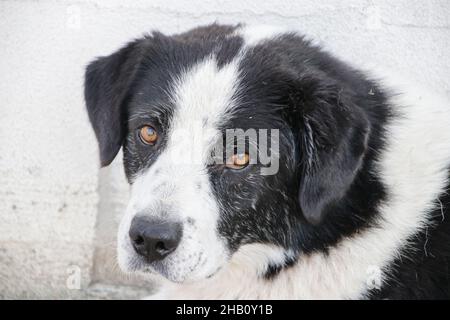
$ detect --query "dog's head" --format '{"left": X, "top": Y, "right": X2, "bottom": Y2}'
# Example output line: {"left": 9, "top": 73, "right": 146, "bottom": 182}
{"left": 84, "top": 24, "right": 372, "bottom": 282}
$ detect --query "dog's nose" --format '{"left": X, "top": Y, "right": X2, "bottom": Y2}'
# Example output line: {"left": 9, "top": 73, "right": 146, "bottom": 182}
{"left": 129, "top": 216, "right": 182, "bottom": 262}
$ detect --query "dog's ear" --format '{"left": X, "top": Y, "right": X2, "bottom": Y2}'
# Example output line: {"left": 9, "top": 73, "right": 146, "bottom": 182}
{"left": 84, "top": 40, "right": 145, "bottom": 166}
{"left": 293, "top": 77, "right": 370, "bottom": 225}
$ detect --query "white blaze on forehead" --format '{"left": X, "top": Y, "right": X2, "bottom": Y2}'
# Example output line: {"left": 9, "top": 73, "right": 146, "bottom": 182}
{"left": 131, "top": 55, "right": 242, "bottom": 211}
{"left": 167, "top": 56, "right": 242, "bottom": 163}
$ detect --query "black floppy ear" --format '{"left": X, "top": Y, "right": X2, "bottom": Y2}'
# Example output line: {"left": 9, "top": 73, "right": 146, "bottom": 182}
{"left": 296, "top": 81, "right": 370, "bottom": 225}
{"left": 84, "top": 40, "right": 145, "bottom": 166}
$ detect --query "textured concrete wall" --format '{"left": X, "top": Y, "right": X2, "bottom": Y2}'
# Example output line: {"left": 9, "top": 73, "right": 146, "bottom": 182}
{"left": 0, "top": 0, "right": 449, "bottom": 299}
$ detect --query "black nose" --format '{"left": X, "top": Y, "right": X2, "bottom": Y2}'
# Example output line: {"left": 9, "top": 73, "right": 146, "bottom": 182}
{"left": 129, "top": 216, "right": 182, "bottom": 262}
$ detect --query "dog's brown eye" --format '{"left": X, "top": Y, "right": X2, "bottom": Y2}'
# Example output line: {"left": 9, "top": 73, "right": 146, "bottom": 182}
{"left": 226, "top": 153, "right": 249, "bottom": 169}
{"left": 139, "top": 125, "right": 158, "bottom": 145}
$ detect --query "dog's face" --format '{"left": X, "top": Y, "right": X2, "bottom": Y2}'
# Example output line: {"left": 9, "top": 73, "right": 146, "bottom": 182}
{"left": 84, "top": 25, "right": 372, "bottom": 282}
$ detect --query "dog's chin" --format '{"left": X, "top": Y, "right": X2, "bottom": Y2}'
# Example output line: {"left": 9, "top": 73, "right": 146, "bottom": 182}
{"left": 145, "top": 262, "right": 223, "bottom": 284}
{"left": 118, "top": 251, "right": 224, "bottom": 284}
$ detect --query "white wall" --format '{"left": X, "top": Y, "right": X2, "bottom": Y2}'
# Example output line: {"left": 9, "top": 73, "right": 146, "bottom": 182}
{"left": 0, "top": 0, "right": 449, "bottom": 299}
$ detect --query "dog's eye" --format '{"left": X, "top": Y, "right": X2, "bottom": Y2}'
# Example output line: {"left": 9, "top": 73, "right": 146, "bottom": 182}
{"left": 226, "top": 153, "right": 249, "bottom": 170}
{"left": 139, "top": 125, "right": 158, "bottom": 145}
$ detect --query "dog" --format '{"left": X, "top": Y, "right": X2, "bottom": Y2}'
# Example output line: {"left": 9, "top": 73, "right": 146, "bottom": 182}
{"left": 84, "top": 24, "right": 450, "bottom": 299}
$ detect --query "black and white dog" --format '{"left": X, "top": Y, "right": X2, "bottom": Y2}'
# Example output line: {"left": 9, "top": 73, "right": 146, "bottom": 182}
{"left": 84, "top": 24, "right": 450, "bottom": 299}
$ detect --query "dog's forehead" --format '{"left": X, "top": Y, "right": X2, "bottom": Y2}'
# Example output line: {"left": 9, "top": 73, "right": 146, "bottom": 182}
{"left": 128, "top": 25, "right": 293, "bottom": 146}
{"left": 168, "top": 57, "right": 241, "bottom": 143}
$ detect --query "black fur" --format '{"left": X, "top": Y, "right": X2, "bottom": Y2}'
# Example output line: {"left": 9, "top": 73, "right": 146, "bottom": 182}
{"left": 84, "top": 23, "right": 450, "bottom": 299}
{"left": 210, "top": 34, "right": 391, "bottom": 260}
